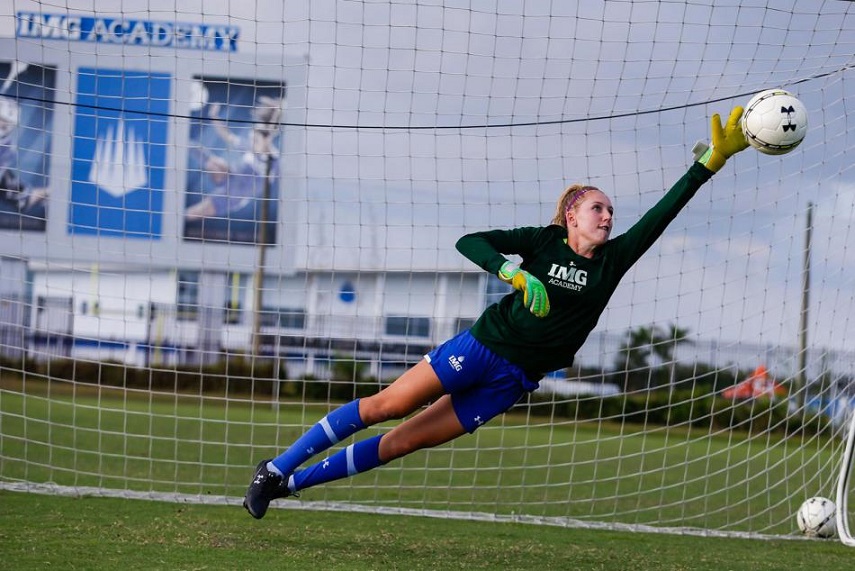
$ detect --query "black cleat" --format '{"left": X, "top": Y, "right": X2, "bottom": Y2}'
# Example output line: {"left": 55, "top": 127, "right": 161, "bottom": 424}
{"left": 243, "top": 459, "right": 292, "bottom": 519}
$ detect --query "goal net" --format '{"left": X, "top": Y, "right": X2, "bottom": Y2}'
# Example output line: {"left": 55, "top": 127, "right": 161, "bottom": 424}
{"left": 2, "top": 0, "right": 855, "bottom": 539}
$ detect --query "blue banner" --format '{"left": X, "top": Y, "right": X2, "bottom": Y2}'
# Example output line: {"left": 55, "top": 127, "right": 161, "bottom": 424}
{"left": 183, "top": 76, "right": 284, "bottom": 245}
{"left": 69, "top": 68, "right": 170, "bottom": 239}
{"left": 0, "top": 62, "right": 55, "bottom": 232}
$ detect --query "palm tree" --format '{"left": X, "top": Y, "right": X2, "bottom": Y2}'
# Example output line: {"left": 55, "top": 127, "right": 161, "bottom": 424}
{"left": 617, "top": 325, "right": 658, "bottom": 371}
{"left": 616, "top": 323, "right": 692, "bottom": 392}
{"left": 652, "top": 323, "right": 693, "bottom": 394}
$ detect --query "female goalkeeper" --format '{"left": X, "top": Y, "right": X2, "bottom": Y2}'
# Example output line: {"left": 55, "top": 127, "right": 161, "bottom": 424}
{"left": 244, "top": 107, "right": 749, "bottom": 519}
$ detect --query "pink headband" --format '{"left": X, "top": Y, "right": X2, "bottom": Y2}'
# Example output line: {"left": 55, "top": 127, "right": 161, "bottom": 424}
{"left": 565, "top": 186, "right": 598, "bottom": 212}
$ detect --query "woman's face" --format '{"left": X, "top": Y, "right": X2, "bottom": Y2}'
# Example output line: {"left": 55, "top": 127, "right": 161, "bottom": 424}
{"left": 567, "top": 190, "right": 613, "bottom": 246}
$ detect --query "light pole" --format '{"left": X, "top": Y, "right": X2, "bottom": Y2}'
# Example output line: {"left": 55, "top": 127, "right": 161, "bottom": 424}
{"left": 797, "top": 201, "right": 813, "bottom": 404}
{"left": 251, "top": 154, "right": 274, "bottom": 361}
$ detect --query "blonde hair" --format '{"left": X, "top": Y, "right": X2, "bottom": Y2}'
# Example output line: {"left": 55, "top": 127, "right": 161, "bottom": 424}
{"left": 551, "top": 184, "right": 600, "bottom": 228}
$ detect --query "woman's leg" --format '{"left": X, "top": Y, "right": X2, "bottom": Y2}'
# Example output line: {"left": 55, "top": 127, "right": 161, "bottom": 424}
{"left": 378, "top": 393, "right": 467, "bottom": 462}
{"left": 358, "top": 359, "right": 447, "bottom": 425}
{"left": 270, "top": 359, "right": 445, "bottom": 476}
{"left": 246, "top": 359, "right": 447, "bottom": 518}
{"left": 288, "top": 393, "right": 466, "bottom": 493}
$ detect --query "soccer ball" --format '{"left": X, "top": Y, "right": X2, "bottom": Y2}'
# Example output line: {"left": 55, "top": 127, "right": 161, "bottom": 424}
{"left": 796, "top": 496, "right": 837, "bottom": 538}
{"left": 741, "top": 89, "right": 808, "bottom": 155}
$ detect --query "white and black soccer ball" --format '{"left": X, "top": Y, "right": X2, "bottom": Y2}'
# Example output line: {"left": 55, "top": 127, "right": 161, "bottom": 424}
{"left": 741, "top": 89, "right": 808, "bottom": 155}
{"left": 796, "top": 496, "right": 837, "bottom": 538}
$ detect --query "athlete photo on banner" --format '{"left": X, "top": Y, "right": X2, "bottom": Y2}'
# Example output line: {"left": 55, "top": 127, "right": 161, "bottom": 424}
{"left": 183, "top": 76, "right": 285, "bottom": 245}
{"left": 0, "top": 61, "right": 55, "bottom": 232}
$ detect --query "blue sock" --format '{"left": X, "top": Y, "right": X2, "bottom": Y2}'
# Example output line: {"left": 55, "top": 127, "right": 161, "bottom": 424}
{"left": 271, "top": 399, "right": 366, "bottom": 475}
{"left": 289, "top": 435, "right": 385, "bottom": 492}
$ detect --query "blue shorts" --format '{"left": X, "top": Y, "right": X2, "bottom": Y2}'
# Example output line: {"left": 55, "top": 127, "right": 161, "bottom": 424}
{"left": 424, "top": 330, "right": 537, "bottom": 433}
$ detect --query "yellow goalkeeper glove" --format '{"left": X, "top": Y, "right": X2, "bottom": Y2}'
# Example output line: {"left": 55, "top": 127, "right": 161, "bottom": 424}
{"left": 693, "top": 106, "right": 750, "bottom": 173}
{"left": 498, "top": 261, "right": 550, "bottom": 318}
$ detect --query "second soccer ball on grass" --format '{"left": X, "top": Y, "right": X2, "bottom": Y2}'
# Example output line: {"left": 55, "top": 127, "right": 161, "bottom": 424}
{"left": 796, "top": 496, "right": 837, "bottom": 539}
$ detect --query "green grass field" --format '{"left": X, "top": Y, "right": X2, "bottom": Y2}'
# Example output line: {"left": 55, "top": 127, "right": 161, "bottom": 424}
{"left": 1, "top": 377, "right": 848, "bottom": 568}
{"left": 2, "top": 490, "right": 852, "bottom": 570}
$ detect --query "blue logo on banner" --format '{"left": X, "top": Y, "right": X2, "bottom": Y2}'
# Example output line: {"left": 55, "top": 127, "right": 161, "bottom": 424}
{"left": 69, "top": 68, "right": 170, "bottom": 238}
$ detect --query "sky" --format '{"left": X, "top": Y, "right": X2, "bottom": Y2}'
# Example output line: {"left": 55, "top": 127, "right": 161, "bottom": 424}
{"left": 3, "top": 0, "right": 855, "bottom": 361}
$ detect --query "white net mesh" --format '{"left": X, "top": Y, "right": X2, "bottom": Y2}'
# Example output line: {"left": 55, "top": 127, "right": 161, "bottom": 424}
{"left": 1, "top": 0, "right": 855, "bottom": 538}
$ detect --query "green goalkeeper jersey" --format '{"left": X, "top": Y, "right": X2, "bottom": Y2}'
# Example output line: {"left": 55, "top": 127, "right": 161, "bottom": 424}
{"left": 455, "top": 162, "right": 714, "bottom": 381}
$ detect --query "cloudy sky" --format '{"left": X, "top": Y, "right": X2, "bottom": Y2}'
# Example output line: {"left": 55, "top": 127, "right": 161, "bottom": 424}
{"left": 260, "top": 0, "right": 855, "bottom": 354}
{"left": 4, "top": 0, "right": 855, "bottom": 358}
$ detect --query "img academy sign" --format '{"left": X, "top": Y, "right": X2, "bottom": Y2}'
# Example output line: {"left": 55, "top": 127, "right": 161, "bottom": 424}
{"left": 547, "top": 262, "right": 587, "bottom": 291}
{"left": 16, "top": 12, "right": 239, "bottom": 52}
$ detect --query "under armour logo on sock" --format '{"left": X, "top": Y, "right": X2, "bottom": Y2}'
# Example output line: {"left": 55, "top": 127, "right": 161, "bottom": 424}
{"left": 323, "top": 458, "right": 330, "bottom": 469}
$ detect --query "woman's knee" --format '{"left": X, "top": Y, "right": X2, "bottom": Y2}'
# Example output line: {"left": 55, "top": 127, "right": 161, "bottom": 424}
{"left": 359, "top": 394, "right": 410, "bottom": 424}
{"left": 378, "top": 432, "right": 423, "bottom": 462}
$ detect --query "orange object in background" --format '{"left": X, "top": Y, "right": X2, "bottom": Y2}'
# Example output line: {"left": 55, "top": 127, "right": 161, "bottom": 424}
{"left": 721, "top": 365, "right": 788, "bottom": 399}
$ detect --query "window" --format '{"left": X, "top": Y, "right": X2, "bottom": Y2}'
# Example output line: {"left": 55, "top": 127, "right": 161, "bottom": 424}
{"left": 177, "top": 271, "right": 199, "bottom": 321}
{"left": 385, "top": 316, "right": 430, "bottom": 338}
{"left": 80, "top": 299, "right": 99, "bottom": 316}
{"left": 224, "top": 301, "right": 242, "bottom": 324}
{"left": 485, "top": 276, "right": 512, "bottom": 308}
{"left": 260, "top": 307, "right": 306, "bottom": 329}
{"left": 224, "top": 272, "right": 248, "bottom": 324}
{"left": 455, "top": 317, "right": 476, "bottom": 334}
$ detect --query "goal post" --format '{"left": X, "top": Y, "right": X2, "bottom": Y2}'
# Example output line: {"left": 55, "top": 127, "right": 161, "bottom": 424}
{"left": 836, "top": 411, "right": 855, "bottom": 546}
{"left": 1, "top": 1, "right": 855, "bottom": 541}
